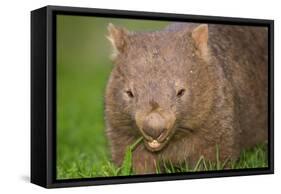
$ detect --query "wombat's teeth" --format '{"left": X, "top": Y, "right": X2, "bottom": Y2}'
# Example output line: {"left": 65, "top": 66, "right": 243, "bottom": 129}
{"left": 148, "top": 140, "right": 161, "bottom": 148}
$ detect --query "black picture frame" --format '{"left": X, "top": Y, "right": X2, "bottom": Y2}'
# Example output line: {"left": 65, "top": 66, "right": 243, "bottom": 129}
{"left": 31, "top": 5, "right": 274, "bottom": 188}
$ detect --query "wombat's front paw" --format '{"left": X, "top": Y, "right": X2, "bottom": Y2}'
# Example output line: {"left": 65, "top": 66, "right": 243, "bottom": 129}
{"left": 132, "top": 145, "right": 157, "bottom": 174}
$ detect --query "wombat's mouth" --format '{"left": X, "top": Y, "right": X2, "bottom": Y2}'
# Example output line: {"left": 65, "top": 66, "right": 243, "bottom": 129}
{"left": 143, "top": 136, "right": 171, "bottom": 152}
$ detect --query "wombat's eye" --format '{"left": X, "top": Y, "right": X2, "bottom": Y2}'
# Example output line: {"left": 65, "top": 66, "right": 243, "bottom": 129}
{"left": 125, "top": 90, "right": 134, "bottom": 98}
{"left": 177, "top": 89, "right": 185, "bottom": 98}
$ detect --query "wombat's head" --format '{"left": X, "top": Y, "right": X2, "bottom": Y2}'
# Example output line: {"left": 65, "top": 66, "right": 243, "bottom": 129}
{"left": 107, "top": 23, "right": 209, "bottom": 152}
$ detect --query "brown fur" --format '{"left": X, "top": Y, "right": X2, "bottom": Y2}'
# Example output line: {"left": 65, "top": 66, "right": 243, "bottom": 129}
{"left": 105, "top": 22, "right": 268, "bottom": 174}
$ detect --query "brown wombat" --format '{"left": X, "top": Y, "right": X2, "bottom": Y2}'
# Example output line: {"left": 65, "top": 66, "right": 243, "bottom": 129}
{"left": 105, "top": 22, "right": 268, "bottom": 174}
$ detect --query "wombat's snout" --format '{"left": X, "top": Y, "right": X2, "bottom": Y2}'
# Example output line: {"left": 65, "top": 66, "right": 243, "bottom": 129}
{"left": 136, "top": 110, "right": 176, "bottom": 152}
{"left": 143, "top": 112, "right": 166, "bottom": 139}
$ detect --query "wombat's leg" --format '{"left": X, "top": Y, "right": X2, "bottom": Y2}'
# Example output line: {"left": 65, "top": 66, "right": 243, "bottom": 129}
{"left": 197, "top": 125, "right": 241, "bottom": 168}
{"left": 132, "top": 144, "right": 157, "bottom": 174}
{"left": 108, "top": 131, "right": 133, "bottom": 167}
{"left": 111, "top": 148, "right": 125, "bottom": 167}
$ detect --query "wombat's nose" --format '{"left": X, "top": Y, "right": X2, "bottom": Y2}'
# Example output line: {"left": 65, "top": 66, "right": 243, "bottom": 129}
{"left": 143, "top": 112, "right": 166, "bottom": 139}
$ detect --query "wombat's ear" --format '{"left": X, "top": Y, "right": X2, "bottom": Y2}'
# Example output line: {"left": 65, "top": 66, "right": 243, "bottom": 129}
{"left": 192, "top": 24, "right": 209, "bottom": 58}
{"left": 107, "top": 23, "right": 129, "bottom": 59}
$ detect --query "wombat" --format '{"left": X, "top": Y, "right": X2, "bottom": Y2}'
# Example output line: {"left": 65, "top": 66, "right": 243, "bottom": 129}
{"left": 105, "top": 22, "right": 268, "bottom": 174}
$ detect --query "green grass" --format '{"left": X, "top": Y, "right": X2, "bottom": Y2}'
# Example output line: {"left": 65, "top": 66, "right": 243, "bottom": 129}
{"left": 57, "top": 132, "right": 268, "bottom": 179}
{"left": 56, "top": 15, "right": 268, "bottom": 180}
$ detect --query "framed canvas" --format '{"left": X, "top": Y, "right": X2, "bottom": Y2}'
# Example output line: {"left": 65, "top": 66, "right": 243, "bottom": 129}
{"left": 31, "top": 5, "right": 274, "bottom": 188}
